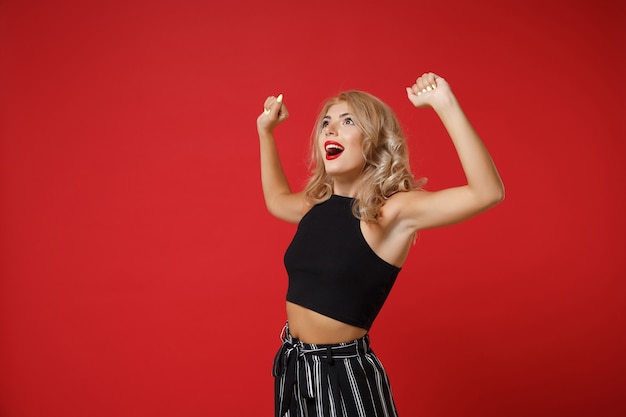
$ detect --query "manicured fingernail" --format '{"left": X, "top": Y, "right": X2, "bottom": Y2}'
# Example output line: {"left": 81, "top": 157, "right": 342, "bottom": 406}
{"left": 421, "top": 88, "right": 427, "bottom": 93}
{"left": 431, "top": 84, "right": 437, "bottom": 89}
{"left": 264, "top": 108, "right": 270, "bottom": 115}
{"left": 277, "top": 94, "right": 283, "bottom": 103}
{"left": 426, "top": 86, "right": 432, "bottom": 91}
{"left": 417, "top": 92, "right": 422, "bottom": 96}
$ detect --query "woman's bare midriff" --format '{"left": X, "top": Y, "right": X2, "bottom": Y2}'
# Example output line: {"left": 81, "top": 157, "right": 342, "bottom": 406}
{"left": 286, "top": 302, "right": 368, "bottom": 344}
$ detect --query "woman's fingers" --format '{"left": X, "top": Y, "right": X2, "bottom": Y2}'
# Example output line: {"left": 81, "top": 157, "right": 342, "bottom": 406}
{"left": 263, "top": 96, "right": 276, "bottom": 115}
{"left": 414, "top": 72, "right": 439, "bottom": 96}
{"left": 258, "top": 93, "right": 289, "bottom": 134}
{"left": 407, "top": 72, "right": 449, "bottom": 108}
{"left": 262, "top": 94, "right": 286, "bottom": 117}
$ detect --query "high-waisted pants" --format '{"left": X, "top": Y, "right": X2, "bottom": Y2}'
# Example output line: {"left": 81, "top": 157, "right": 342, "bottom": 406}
{"left": 273, "top": 324, "right": 398, "bottom": 417}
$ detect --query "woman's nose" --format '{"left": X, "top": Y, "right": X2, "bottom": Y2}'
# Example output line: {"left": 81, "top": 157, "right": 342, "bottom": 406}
{"left": 325, "top": 122, "right": 336, "bottom": 135}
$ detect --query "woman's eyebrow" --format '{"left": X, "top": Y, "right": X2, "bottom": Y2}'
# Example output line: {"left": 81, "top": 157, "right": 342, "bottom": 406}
{"left": 322, "top": 112, "right": 353, "bottom": 120}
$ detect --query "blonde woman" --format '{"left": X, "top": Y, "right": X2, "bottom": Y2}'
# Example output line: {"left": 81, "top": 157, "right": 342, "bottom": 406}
{"left": 258, "top": 72, "right": 504, "bottom": 417}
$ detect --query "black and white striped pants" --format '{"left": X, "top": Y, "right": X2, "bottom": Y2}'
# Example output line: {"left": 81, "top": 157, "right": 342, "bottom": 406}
{"left": 273, "top": 324, "right": 398, "bottom": 417}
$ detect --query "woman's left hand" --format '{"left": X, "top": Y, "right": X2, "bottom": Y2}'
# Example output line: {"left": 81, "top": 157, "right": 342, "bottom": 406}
{"left": 406, "top": 72, "right": 454, "bottom": 109}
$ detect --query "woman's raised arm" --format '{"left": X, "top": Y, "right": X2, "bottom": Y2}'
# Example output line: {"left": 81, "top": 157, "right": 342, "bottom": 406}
{"left": 257, "top": 94, "right": 308, "bottom": 223}
{"left": 396, "top": 73, "right": 505, "bottom": 231}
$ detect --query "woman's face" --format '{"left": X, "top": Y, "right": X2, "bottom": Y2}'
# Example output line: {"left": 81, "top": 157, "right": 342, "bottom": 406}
{"left": 318, "top": 101, "right": 366, "bottom": 180}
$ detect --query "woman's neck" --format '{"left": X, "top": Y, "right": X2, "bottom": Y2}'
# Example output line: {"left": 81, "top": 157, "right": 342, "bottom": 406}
{"left": 331, "top": 182, "right": 359, "bottom": 198}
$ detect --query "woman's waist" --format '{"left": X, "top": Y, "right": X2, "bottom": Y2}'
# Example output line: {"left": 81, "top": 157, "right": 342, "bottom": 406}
{"left": 286, "top": 301, "right": 368, "bottom": 344}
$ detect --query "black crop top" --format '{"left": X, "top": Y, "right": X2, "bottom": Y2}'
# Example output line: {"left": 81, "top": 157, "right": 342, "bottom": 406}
{"left": 284, "top": 194, "right": 401, "bottom": 330}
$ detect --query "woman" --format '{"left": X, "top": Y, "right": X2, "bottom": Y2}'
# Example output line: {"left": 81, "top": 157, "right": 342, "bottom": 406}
{"left": 257, "top": 72, "right": 504, "bottom": 417}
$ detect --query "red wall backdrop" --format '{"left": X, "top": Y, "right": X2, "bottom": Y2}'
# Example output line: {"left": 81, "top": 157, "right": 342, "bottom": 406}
{"left": 1, "top": 0, "right": 624, "bottom": 416}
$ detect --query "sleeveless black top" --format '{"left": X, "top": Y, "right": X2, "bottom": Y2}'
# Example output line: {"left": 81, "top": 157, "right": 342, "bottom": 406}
{"left": 284, "top": 195, "right": 401, "bottom": 330}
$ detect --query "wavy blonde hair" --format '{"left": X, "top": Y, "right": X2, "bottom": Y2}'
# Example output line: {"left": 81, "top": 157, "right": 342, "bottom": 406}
{"left": 304, "top": 90, "right": 426, "bottom": 222}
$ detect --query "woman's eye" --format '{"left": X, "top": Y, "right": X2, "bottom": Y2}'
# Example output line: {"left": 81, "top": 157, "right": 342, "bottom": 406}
{"left": 342, "top": 118, "right": 355, "bottom": 125}
{"left": 321, "top": 120, "right": 329, "bottom": 128}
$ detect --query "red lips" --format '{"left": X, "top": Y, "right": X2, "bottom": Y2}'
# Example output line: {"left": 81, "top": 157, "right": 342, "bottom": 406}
{"left": 324, "top": 141, "right": 344, "bottom": 160}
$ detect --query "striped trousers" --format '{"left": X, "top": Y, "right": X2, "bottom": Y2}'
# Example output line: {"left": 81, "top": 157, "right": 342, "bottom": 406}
{"left": 273, "top": 324, "right": 398, "bottom": 417}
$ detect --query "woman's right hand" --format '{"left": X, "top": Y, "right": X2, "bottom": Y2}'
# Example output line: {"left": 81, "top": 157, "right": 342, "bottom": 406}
{"left": 257, "top": 94, "right": 289, "bottom": 135}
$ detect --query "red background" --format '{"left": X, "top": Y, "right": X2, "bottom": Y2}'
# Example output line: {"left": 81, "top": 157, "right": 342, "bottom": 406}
{"left": 1, "top": 0, "right": 624, "bottom": 416}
